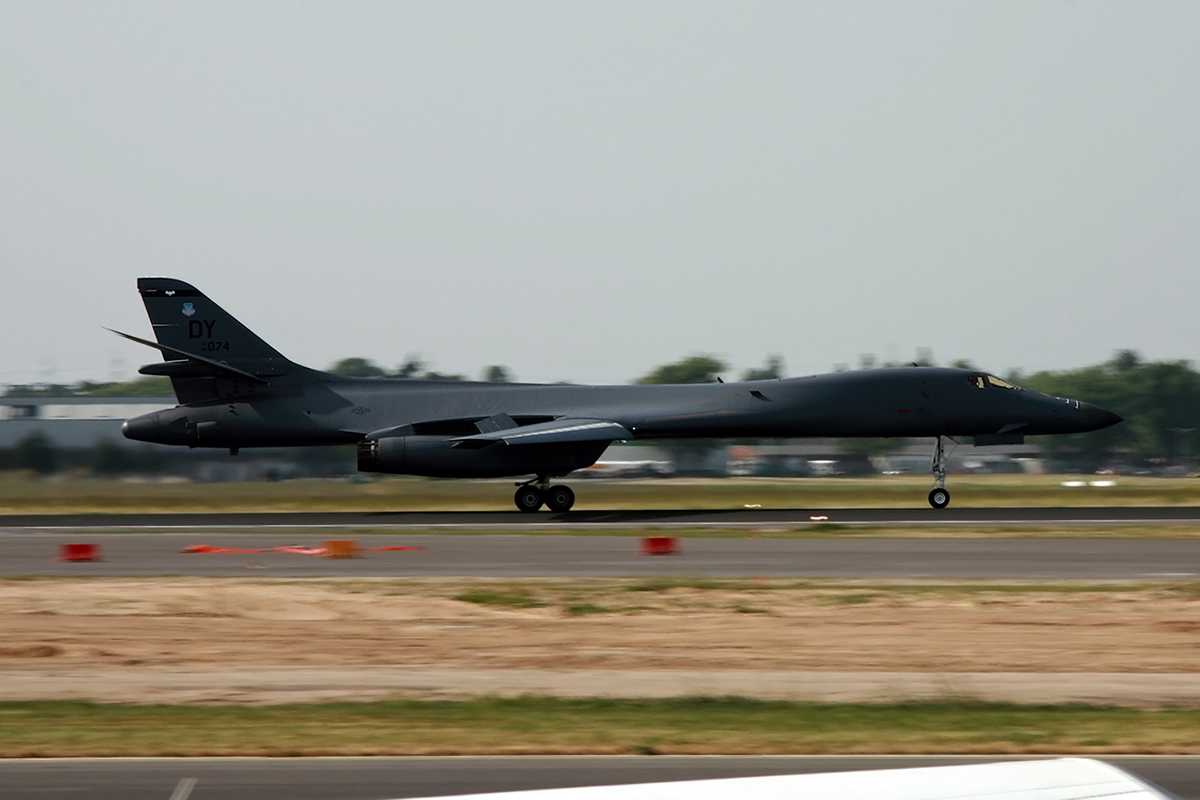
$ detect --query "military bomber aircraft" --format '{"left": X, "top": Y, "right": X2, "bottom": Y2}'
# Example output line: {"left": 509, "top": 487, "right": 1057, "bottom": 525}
{"left": 117, "top": 278, "right": 1122, "bottom": 510}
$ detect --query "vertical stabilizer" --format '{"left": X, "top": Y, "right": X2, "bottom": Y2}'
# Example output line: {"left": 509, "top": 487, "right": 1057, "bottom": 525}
{"left": 138, "top": 278, "right": 287, "bottom": 363}
{"left": 136, "top": 278, "right": 299, "bottom": 403}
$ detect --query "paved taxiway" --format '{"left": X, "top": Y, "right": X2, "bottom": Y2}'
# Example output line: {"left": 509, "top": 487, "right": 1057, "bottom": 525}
{"left": 5, "top": 506, "right": 1200, "bottom": 529}
{"left": 1, "top": 756, "right": 1198, "bottom": 800}
{"left": 3, "top": 507, "right": 1200, "bottom": 578}
{"left": 3, "top": 529, "right": 1200, "bottom": 578}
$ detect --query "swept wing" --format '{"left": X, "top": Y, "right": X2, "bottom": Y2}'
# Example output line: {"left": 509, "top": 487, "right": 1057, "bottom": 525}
{"left": 451, "top": 418, "right": 633, "bottom": 449}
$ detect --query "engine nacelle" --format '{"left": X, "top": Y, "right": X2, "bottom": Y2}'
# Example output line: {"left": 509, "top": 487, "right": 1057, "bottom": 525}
{"left": 357, "top": 436, "right": 607, "bottom": 479}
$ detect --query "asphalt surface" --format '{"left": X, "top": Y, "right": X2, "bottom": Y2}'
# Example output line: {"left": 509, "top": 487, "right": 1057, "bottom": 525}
{"left": 3, "top": 506, "right": 1200, "bottom": 579}
{"left": 5, "top": 506, "right": 1200, "bottom": 529}
{"left": 5, "top": 512, "right": 1196, "bottom": 800}
{"left": 4, "top": 513, "right": 1198, "bottom": 799}
{"left": 3, "top": 529, "right": 1200, "bottom": 578}
{"left": 0, "top": 756, "right": 1197, "bottom": 800}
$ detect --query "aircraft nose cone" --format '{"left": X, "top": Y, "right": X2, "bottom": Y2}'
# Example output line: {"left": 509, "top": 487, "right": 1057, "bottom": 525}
{"left": 1079, "top": 402, "right": 1122, "bottom": 432}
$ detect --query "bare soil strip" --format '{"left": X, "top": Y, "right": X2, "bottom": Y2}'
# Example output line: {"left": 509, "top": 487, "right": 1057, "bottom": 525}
{"left": 3, "top": 577, "right": 1198, "bottom": 706}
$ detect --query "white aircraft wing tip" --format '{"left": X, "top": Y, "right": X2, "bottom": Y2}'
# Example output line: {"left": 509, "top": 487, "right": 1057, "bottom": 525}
{"left": 388, "top": 758, "right": 1180, "bottom": 800}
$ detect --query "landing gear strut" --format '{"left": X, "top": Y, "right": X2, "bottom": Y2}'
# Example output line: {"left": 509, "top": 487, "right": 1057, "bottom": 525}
{"left": 514, "top": 477, "right": 576, "bottom": 513}
{"left": 928, "top": 436, "right": 950, "bottom": 509}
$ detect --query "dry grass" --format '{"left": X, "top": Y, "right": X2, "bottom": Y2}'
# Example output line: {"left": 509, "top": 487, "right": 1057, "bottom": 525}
{"left": 3, "top": 698, "right": 1200, "bottom": 757}
{"left": 5, "top": 578, "right": 1200, "bottom": 755}
{"left": 2, "top": 474, "right": 1200, "bottom": 514}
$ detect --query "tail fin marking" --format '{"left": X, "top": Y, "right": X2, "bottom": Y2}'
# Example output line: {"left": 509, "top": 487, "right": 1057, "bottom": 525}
{"left": 126, "top": 278, "right": 301, "bottom": 404}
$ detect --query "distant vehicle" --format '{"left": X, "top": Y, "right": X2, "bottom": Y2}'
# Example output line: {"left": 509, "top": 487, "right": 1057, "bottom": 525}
{"left": 577, "top": 461, "right": 673, "bottom": 479}
{"left": 806, "top": 459, "right": 843, "bottom": 477}
{"left": 116, "top": 278, "right": 1121, "bottom": 510}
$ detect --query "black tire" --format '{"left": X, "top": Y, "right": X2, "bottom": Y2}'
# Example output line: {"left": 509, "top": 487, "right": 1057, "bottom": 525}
{"left": 515, "top": 486, "right": 544, "bottom": 512}
{"left": 928, "top": 488, "right": 950, "bottom": 509}
{"left": 545, "top": 485, "right": 575, "bottom": 512}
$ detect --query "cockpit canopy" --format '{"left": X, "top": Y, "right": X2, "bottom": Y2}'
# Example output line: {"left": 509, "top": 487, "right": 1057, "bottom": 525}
{"left": 967, "top": 374, "right": 1020, "bottom": 391}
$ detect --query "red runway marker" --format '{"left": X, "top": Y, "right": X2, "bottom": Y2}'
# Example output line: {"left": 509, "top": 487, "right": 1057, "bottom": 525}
{"left": 182, "top": 544, "right": 424, "bottom": 555}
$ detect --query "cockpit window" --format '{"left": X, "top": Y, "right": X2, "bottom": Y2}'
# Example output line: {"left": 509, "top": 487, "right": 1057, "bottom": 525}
{"left": 967, "top": 374, "right": 1021, "bottom": 390}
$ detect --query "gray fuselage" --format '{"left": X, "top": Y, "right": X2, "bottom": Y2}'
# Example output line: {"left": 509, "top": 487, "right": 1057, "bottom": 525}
{"left": 122, "top": 366, "right": 1114, "bottom": 451}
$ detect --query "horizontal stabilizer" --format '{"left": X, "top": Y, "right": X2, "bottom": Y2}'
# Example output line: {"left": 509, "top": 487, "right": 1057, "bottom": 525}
{"left": 452, "top": 418, "right": 632, "bottom": 448}
{"left": 108, "top": 329, "right": 268, "bottom": 384}
{"left": 138, "top": 360, "right": 225, "bottom": 379}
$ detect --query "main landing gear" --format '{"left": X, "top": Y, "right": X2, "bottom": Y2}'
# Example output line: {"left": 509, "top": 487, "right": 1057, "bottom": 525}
{"left": 928, "top": 436, "right": 950, "bottom": 509}
{"left": 514, "top": 477, "right": 576, "bottom": 513}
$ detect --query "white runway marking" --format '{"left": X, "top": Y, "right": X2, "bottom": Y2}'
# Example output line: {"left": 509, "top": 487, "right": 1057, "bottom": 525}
{"left": 168, "top": 777, "right": 197, "bottom": 800}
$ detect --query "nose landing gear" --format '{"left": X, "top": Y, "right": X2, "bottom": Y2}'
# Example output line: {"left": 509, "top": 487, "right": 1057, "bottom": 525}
{"left": 514, "top": 477, "right": 576, "bottom": 513}
{"left": 928, "top": 486, "right": 950, "bottom": 509}
{"left": 928, "top": 436, "right": 950, "bottom": 509}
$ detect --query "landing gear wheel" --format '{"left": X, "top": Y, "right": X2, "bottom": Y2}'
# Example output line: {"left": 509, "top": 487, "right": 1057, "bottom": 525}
{"left": 515, "top": 486, "right": 544, "bottom": 513}
{"left": 545, "top": 485, "right": 575, "bottom": 513}
{"left": 928, "top": 488, "right": 950, "bottom": 509}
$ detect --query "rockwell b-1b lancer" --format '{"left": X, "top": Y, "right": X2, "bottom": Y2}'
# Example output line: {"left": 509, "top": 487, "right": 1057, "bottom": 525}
{"left": 117, "top": 278, "right": 1121, "bottom": 510}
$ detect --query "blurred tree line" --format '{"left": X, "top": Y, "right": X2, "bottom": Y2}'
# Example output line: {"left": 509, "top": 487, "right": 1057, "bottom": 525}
{"left": 0, "top": 430, "right": 355, "bottom": 478}
{"left": 0, "top": 355, "right": 511, "bottom": 397}
{"left": 327, "top": 356, "right": 514, "bottom": 383}
{"left": 0, "top": 431, "right": 160, "bottom": 475}
{"left": 1021, "top": 350, "right": 1200, "bottom": 470}
{"left": 5, "top": 377, "right": 172, "bottom": 397}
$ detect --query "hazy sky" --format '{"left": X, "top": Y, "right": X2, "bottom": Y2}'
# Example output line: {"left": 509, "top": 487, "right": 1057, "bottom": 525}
{"left": 2, "top": 1, "right": 1198, "bottom": 387}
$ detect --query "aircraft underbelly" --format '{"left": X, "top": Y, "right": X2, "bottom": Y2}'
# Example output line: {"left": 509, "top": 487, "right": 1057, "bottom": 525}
{"left": 359, "top": 436, "right": 608, "bottom": 479}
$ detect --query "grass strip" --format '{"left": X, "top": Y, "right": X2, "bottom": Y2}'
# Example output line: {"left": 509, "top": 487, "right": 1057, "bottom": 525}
{"left": 9, "top": 575, "right": 1200, "bottom": 613}
{"left": 4, "top": 698, "right": 1200, "bottom": 757}
{"left": 3, "top": 475, "right": 1200, "bottom": 513}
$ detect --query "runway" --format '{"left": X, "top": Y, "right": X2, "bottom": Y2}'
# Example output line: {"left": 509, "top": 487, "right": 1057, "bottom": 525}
{"left": 7, "top": 510, "right": 1200, "bottom": 578}
{"left": 3, "top": 529, "right": 1200, "bottom": 578}
{"left": 4, "top": 507, "right": 1199, "bottom": 578}
{"left": 5, "top": 505, "right": 1200, "bottom": 530}
{"left": 1, "top": 756, "right": 1197, "bottom": 800}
